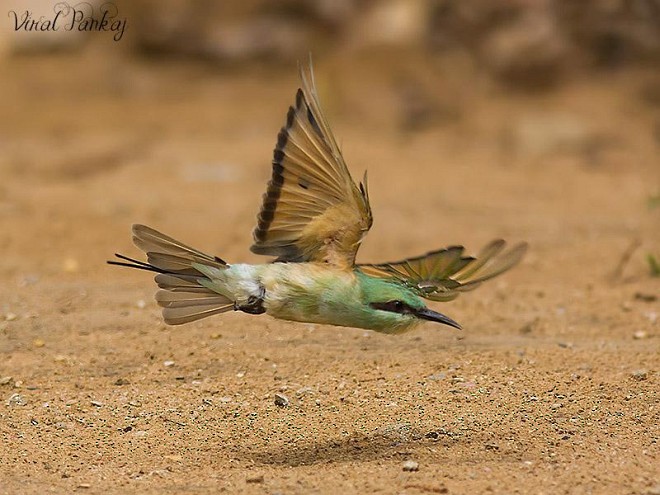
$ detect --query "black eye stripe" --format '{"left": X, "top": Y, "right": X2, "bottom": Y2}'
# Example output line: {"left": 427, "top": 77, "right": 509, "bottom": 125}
{"left": 370, "top": 300, "right": 414, "bottom": 314}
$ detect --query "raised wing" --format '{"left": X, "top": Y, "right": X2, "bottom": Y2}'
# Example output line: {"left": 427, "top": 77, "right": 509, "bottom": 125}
{"left": 359, "top": 240, "right": 527, "bottom": 301}
{"left": 250, "top": 62, "right": 372, "bottom": 268}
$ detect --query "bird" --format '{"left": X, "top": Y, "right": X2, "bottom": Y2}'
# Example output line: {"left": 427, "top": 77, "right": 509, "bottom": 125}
{"left": 108, "top": 62, "right": 527, "bottom": 335}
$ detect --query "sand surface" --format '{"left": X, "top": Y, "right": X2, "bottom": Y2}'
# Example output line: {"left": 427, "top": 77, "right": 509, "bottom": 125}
{"left": 0, "top": 53, "right": 658, "bottom": 494}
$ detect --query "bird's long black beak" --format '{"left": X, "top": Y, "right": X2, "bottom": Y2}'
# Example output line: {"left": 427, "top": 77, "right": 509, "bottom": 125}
{"left": 415, "top": 308, "right": 462, "bottom": 330}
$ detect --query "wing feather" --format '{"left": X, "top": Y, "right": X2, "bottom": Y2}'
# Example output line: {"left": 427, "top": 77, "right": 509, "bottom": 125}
{"left": 359, "top": 241, "right": 527, "bottom": 302}
{"left": 250, "top": 61, "right": 372, "bottom": 267}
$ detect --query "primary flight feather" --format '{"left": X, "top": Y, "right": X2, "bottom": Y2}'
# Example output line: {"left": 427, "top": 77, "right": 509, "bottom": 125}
{"left": 109, "top": 62, "right": 527, "bottom": 334}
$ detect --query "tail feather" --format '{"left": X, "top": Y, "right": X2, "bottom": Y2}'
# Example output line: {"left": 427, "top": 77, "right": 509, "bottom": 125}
{"left": 108, "top": 224, "right": 234, "bottom": 325}
{"left": 155, "top": 289, "right": 232, "bottom": 308}
{"left": 132, "top": 224, "right": 226, "bottom": 273}
{"left": 154, "top": 273, "right": 212, "bottom": 293}
{"left": 162, "top": 304, "right": 234, "bottom": 326}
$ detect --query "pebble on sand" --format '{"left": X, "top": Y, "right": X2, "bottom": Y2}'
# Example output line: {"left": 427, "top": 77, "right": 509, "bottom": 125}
{"left": 274, "top": 393, "right": 289, "bottom": 407}
{"left": 402, "top": 460, "right": 419, "bottom": 472}
{"left": 631, "top": 369, "right": 648, "bottom": 381}
{"left": 7, "top": 393, "right": 27, "bottom": 406}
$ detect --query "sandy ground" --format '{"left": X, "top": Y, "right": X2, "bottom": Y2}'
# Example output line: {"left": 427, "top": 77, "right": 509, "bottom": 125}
{"left": 0, "top": 51, "right": 658, "bottom": 494}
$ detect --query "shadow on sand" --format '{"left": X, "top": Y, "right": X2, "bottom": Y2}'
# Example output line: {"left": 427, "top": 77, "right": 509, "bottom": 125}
{"left": 237, "top": 425, "right": 507, "bottom": 467}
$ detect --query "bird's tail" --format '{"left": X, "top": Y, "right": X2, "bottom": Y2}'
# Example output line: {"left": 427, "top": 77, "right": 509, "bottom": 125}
{"left": 108, "top": 224, "right": 234, "bottom": 325}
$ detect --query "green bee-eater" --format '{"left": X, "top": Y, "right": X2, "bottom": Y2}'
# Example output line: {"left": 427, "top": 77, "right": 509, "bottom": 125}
{"left": 110, "top": 63, "right": 527, "bottom": 334}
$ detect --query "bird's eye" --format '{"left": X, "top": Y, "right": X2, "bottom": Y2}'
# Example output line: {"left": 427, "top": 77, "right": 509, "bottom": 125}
{"left": 370, "top": 300, "right": 411, "bottom": 314}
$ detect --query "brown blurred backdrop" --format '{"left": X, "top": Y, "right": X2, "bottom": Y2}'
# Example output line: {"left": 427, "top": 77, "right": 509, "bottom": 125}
{"left": 1, "top": 0, "right": 658, "bottom": 269}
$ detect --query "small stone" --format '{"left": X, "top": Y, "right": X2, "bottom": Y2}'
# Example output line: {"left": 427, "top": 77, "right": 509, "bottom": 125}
{"left": 236, "top": 371, "right": 245, "bottom": 378}
{"left": 136, "top": 299, "right": 146, "bottom": 309}
{"left": 210, "top": 332, "right": 222, "bottom": 339}
{"left": 7, "top": 393, "right": 27, "bottom": 406}
{"left": 91, "top": 400, "right": 103, "bottom": 407}
{"left": 0, "top": 376, "right": 12, "bottom": 386}
{"left": 76, "top": 483, "right": 91, "bottom": 489}
{"left": 5, "top": 312, "right": 17, "bottom": 322}
{"left": 33, "top": 339, "right": 45, "bottom": 348}
{"left": 274, "top": 393, "right": 289, "bottom": 407}
{"left": 633, "top": 331, "right": 647, "bottom": 340}
{"left": 519, "top": 318, "right": 540, "bottom": 334}
{"left": 634, "top": 292, "right": 657, "bottom": 303}
{"left": 246, "top": 474, "right": 264, "bottom": 483}
{"left": 163, "top": 360, "right": 175, "bottom": 367}
{"left": 631, "top": 369, "right": 648, "bottom": 381}
{"left": 402, "top": 460, "right": 419, "bottom": 472}
{"left": 114, "top": 378, "right": 129, "bottom": 386}
{"left": 296, "top": 386, "right": 314, "bottom": 396}
{"left": 550, "top": 403, "right": 562, "bottom": 410}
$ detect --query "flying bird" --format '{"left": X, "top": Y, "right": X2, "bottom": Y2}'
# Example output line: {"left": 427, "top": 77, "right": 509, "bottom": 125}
{"left": 109, "top": 63, "right": 527, "bottom": 334}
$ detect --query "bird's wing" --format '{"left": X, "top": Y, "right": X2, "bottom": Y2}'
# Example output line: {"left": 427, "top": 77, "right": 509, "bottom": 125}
{"left": 358, "top": 240, "right": 527, "bottom": 301}
{"left": 250, "top": 62, "right": 372, "bottom": 268}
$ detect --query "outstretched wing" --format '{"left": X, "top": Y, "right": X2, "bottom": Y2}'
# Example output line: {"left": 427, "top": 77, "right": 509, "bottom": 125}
{"left": 359, "top": 240, "right": 527, "bottom": 302}
{"left": 250, "top": 62, "right": 372, "bottom": 268}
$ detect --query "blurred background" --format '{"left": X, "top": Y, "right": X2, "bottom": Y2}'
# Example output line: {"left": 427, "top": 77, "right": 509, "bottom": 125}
{"left": 0, "top": 0, "right": 658, "bottom": 306}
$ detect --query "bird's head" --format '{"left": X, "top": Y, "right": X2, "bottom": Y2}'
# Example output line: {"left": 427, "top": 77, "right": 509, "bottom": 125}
{"left": 358, "top": 274, "right": 461, "bottom": 334}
